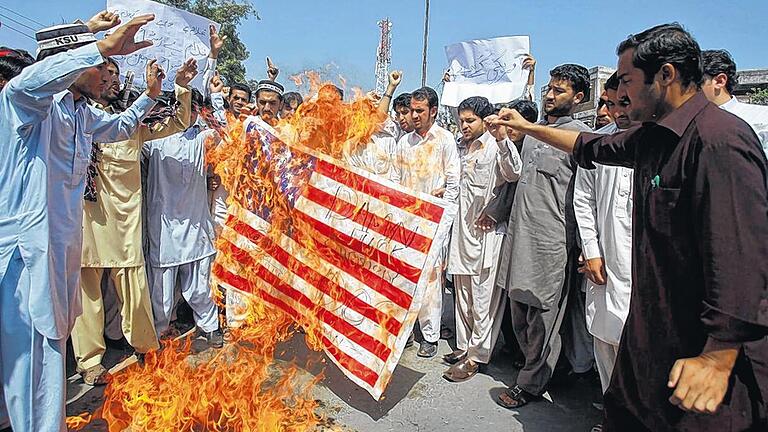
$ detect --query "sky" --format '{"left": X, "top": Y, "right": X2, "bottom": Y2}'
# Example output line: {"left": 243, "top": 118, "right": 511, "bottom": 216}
{"left": 2, "top": 0, "right": 768, "bottom": 97}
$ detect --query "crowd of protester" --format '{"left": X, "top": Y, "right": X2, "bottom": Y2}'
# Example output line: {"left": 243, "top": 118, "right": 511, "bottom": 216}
{"left": 0, "top": 10, "right": 767, "bottom": 432}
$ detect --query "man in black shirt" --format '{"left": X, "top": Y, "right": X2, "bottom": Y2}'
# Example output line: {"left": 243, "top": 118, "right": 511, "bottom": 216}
{"left": 493, "top": 22, "right": 767, "bottom": 431}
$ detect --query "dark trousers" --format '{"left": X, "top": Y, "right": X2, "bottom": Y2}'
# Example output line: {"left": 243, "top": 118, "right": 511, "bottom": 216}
{"left": 511, "top": 290, "right": 569, "bottom": 396}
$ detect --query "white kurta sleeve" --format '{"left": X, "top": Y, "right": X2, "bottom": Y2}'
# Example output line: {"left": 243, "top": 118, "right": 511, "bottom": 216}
{"left": 201, "top": 57, "right": 217, "bottom": 98}
{"left": 442, "top": 137, "right": 461, "bottom": 202}
{"left": 496, "top": 138, "right": 523, "bottom": 182}
{"left": 573, "top": 166, "right": 602, "bottom": 260}
{"left": 84, "top": 93, "right": 157, "bottom": 143}
{"left": 4, "top": 43, "right": 104, "bottom": 128}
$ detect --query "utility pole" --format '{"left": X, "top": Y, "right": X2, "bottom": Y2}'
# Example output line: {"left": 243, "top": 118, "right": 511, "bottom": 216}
{"left": 421, "top": 0, "right": 430, "bottom": 87}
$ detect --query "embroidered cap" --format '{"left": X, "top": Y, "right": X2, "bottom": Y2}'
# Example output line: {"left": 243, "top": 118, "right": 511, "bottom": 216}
{"left": 36, "top": 23, "right": 96, "bottom": 57}
{"left": 256, "top": 79, "right": 284, "bottom": 96}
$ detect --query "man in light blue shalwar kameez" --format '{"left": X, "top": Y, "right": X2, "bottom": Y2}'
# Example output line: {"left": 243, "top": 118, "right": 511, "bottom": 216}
{"left": 0, "top": 16, "right": 158, "bottom": 431}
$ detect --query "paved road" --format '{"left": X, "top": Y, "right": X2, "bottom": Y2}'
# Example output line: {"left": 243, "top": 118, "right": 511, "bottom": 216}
{"left": 66, "top": 332, "right": 601, "bottom": 432}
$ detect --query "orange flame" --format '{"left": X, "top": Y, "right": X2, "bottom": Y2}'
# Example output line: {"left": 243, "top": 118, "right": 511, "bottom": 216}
{"left": 66, "top": 80, "right": 388, "bottom": 430}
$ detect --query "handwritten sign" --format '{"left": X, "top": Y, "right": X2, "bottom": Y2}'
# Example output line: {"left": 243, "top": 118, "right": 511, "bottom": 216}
{"left": 442, "top": 36, "right": 530, "bottom": 107}
{"left": 106, "top": 0, "right": 219, "bottom": 91}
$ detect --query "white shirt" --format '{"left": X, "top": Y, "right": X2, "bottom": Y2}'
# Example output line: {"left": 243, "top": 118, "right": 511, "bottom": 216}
{"left": 143, "top": 126, "right": 217, "bottom": 267}
{"left": 392, "top": 122, "right": 460, "bottom": 202}
{"left": 720, "top": 96, "right": 768, "bottom": 157}
{"left": 573, "top": 122, "right": 633, "bottom": 345}
{"left": 447, "top": 132, "right": 520, "bottom": 275}
{"left": 345, "top": 132, "right": 398, "bottom": 182}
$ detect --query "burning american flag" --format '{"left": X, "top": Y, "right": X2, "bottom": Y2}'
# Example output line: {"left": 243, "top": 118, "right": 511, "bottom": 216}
{"left": 212, "top": 117, "right": 456, "bottom": 399}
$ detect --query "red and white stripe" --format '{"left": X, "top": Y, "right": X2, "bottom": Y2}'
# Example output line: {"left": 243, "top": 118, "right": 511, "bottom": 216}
{"left": 212, "top": 121, "right": 455, "bottom": 399}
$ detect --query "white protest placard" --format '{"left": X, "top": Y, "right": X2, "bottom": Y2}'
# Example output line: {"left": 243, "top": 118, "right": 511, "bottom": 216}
{"left": 441, "top": 36, "right": 530, "bottom": 107}
{"left": 106, "top": 0, "right": 219, "bottom": 91}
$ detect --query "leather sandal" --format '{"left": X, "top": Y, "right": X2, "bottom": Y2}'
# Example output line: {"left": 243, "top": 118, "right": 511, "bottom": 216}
{"left": 442, "top": 349, "right": 466, "bottom": 365}
{"left": 443, "top": 358, "right": 479, "bottom": 383}
{"left": 496, "top": 385, "right": 542, "bottom": 409}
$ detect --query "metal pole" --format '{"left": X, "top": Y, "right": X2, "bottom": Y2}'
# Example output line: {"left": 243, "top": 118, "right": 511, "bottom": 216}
{"left": 421, "top": 0, "right": 430, "bottom": 87}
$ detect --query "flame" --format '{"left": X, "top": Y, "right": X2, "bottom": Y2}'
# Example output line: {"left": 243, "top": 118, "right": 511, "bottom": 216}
{"left": 67, "top": 80, "right": 387, "bottom": 431}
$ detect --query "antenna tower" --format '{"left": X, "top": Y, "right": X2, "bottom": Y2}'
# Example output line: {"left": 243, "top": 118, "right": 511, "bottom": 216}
{"left": 374, "top": 18, "right": 393, "bottom": 95}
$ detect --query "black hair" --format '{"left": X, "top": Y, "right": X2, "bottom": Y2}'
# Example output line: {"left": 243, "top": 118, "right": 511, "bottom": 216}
{"left": 393, "top": 92, "right": 411, "bottom": 110}
{"left": 702, "top": 49, "right": 738, "bottom": 94}
{"left": 333, "top": 85, "right": 344, "bottom": 100}
{"left": 411, "top": 86, "right": 439, "bottom": 109}
{"left": 0, "top": 47, "right": 35, "bottom": 82}
{"left": 283, "top": 91, "right": 303, "bottom": 107}
{"left": 617, "top": 22, "right": 702, "bottom": 88}
{"left": 605, "top": 71, "right": 620, "bottom": 91}
{"left": 458, "top": 96, "right": 494, "bottom": 119}
{"left": 191, "top": 88, "right": 204, "bottom": 108}
{"left": 508, "top": 99, "right": 539, "bottom": 123}
{"left": 550, "top": 64, "right": 591, "bottom": 97}
{"left": 229, "top": 82, "right": 253, "bottom": 100}
{"left": 597, "top": 98, "right": 607, "bottom": 110}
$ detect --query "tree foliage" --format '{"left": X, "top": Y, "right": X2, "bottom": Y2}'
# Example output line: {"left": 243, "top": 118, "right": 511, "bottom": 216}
{"left": 748, "top": 88, "right": 768, "bottom": 106}
{"left": 155, "top": 0, "right": 255, "bottom": 84}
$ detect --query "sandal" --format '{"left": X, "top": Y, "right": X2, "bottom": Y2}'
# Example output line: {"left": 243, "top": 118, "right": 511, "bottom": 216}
{"left": 496, "top": 385, "right": 541, "bottom": 409}
{"left": 443, "top": 359, "right": 479, "bottom": 383}
{"left": 590, "top": 424, "right": 603, "bottom": 432}
{"left": 442, "top": 349, "right": 466, "bottom": 365}
{"left": 78, "top": 364, "right": 110, "bottom": 386}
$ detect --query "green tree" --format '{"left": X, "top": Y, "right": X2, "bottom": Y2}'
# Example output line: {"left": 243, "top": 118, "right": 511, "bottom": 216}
{"left": 155, "top": 0, "right": 256, "bottom": 84}
{"left": 748, "top": 88, "right": 768, "bottom": 106}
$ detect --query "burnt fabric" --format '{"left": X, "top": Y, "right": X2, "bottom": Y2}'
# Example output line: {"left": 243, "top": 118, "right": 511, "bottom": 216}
{"left": 574, "top": 92, "right": 768, "bottom": 431}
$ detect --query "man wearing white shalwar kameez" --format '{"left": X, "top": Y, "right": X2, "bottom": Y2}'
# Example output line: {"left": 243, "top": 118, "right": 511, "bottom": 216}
{"left": 143, "top": 122, "right": 223, "bottom": 347}
{"left": 572, "top": 72, "right": 636, "bottom": 399}
{"left": 0, "top": 17, "right": 158, "bottom": 431}
{"left": 392, "top": 86, "right": 460, "bottom": 358}
{"left": 443, "top": 96, "right": 523, "bottom": 382}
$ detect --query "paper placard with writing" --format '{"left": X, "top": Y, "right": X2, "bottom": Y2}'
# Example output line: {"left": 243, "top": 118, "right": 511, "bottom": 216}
{"left": 442, "top": 36, "right": 530, "bottom": 107}
{"left": 106, "top": 0, "right": 219, "bottom": 91}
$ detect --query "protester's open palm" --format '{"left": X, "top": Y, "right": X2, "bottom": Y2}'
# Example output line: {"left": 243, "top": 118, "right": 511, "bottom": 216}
{"left": 174, "top": 58, "right": 198, "bottom": 87}
{"left": 145, "top": 59, "right": 165, "bottom": 99}
{"left": 97, "top": 14, "right": 155, "bottom": 57}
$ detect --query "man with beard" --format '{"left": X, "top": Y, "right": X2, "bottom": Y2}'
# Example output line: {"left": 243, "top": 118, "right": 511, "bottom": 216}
{"left": 595, "top": 96, "right": 613, "bottom": 129}
{"left": 494, "top": 64, "right": 592, "bottom": 409}
{"left": 493, "top": 23, "right": 768, "bottom": 431}
{"left": 254, "top": 79, "right": 285, "bottom": 125}
{"left": 0, "top": 14, "right": 158, "bottom": 430}
{"left": 393, "top": 86, "right": 460, "bottom": 358}
{"left": 71, "top": 56, "right": 197, "bottom": 385}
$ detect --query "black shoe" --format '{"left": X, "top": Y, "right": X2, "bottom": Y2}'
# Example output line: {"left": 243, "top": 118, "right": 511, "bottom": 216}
{"left": 440, "top": 325, "right": 454, "bottom": 340}
{"left": 203, "top": 329, "right": 224, "bottom": 348}
{"left": 417, "top": 341, "right": 438, "bottom": 358}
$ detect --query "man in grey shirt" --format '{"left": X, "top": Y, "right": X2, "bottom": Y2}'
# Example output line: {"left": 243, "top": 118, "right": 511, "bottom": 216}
{"left": 495, "top": 64, "right": 592, "bottom": 409}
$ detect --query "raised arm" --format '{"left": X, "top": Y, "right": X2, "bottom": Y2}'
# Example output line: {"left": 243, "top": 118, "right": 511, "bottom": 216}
{"left": 3, "top": 43, "right": 105, "bottom": 128}
{"left": 202, "top": 24, "right": 225, "bottom": 98}
{"left": 378, "top": 70, "right": 402, "bottom": 116}
{"left": 485, "top": 114, "right": 522, "bottom": 182}
{"left": 493, "top": 107, "right": 580, "bottom": 153}
{"left": 141, "top": 59, "right": 197, "bottom": 141}
{"left": 85, "top": 57, "right": 164, "bottom": 142}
